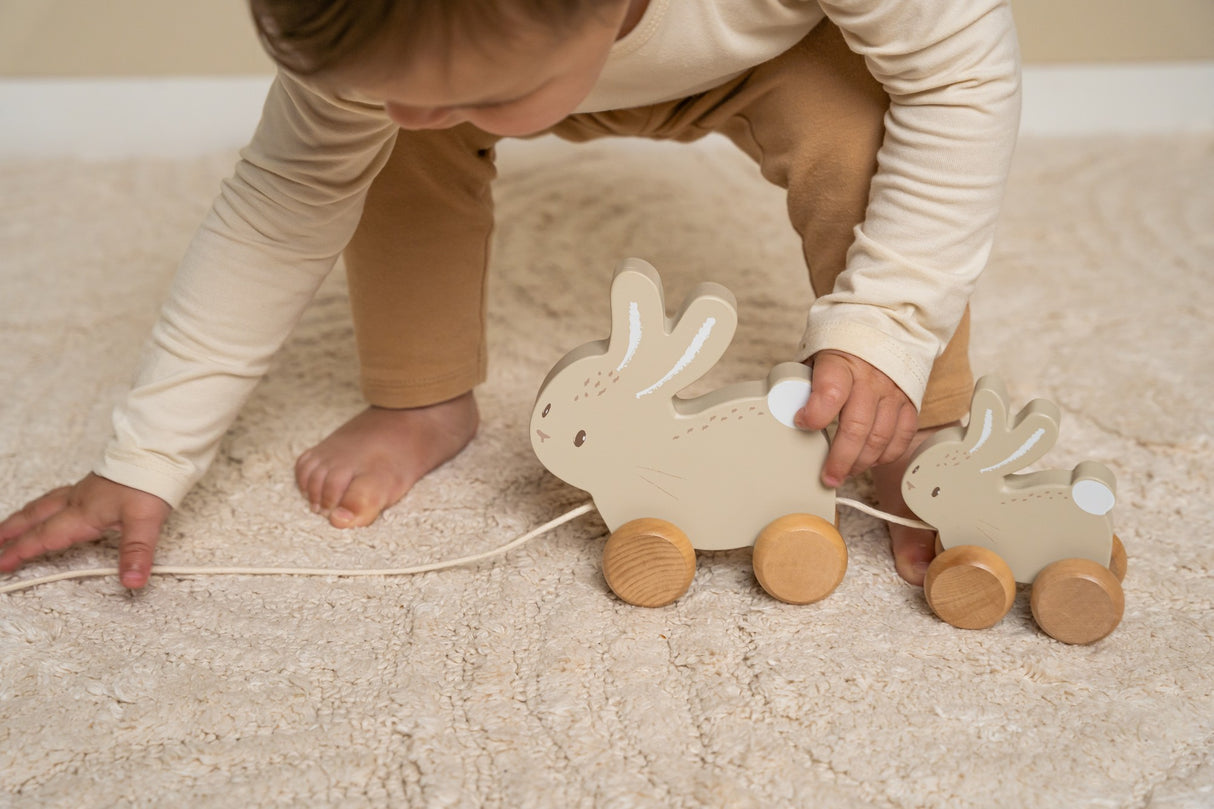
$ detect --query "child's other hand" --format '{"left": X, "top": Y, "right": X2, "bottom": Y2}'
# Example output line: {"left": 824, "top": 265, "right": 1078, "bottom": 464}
{"left": 795, "top": 350, "right": 918, "bottom": 489}
{"left": 0, "top": 474, "right": 171, "bottom": 589}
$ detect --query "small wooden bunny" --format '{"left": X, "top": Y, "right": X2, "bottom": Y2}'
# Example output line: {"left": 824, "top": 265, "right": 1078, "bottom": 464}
{"left": 903, "top": 376, "right": 1127, "bottom": 643}
{"left": 531, "top": 258, "right": 844, "bottom": 607}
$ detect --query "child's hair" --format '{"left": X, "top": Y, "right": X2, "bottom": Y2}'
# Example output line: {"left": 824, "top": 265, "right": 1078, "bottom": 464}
{"left": 249, "top": 0, "right": 621, "bottom": 76}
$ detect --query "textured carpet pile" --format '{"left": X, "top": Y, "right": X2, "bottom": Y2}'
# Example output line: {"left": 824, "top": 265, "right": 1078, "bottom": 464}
{"left": 1, "top": 134, "right": 1211, "bottom": 808}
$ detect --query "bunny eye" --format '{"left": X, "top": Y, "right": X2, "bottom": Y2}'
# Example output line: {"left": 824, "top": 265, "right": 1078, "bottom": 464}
{"left": 541, "top": 403, "right": 551, "bottom": 418}
{"left": 911, "top": 465, "right": 920, "bottom": 475}
{"left": 574, "top": 430, "right": 587, "bottom": 447}
{"left": 931, "top": 487, "right": 941, "bottom": 498}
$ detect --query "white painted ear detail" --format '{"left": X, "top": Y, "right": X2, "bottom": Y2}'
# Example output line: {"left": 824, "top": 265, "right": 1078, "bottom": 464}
{"left": 616, "top": 301, "right": 642, "bottom": 373}
{"left": 979, "top": 428, "right": 1046, "bottom": 474}
{"left": 1072, "top": 479, "right": 1116, "bottom": 516}
{"left": 968, "top": 409, "right": 994, "bottom": 455}
{"left": 768, "top": 378, "right": 811, "bottom": 429}
{"left": 635, "top": 316, "right": 717, "bottom": 399}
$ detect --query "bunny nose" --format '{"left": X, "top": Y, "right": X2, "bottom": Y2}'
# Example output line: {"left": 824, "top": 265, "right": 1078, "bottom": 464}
{"left": 535, "top": 429, "right": 550, "bottom": 443}
{"left": 905, "top": 481, "right": 915, "bottom": 491}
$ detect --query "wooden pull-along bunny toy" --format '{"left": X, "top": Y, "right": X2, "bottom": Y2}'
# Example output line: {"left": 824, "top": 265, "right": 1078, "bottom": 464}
{"left": 530, "top": 258, "right": 1127, "bottom": 645}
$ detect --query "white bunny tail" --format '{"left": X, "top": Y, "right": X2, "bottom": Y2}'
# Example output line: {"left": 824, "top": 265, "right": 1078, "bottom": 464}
{"left": 767, "top": 377, "right": 810, "bottom": 428}
{"left": 1072, "top": 479, "right": 1116, "bottom": 516}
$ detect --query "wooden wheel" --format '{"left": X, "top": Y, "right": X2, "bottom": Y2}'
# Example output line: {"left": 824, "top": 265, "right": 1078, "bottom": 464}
{"left": 924, "top": 545, "right": 1016, "bottom": 630}
{"left": 1109, "top": 534, "right": 1128, "bottom": 583}
{"left": 602, "top": 518, "right": 696, "bottom": 607}
{"left": 752, "top": 514, "right": 847, "bottom": 605}
{"left": 1031, "top": 558, "right": 1124, "bottom": 644}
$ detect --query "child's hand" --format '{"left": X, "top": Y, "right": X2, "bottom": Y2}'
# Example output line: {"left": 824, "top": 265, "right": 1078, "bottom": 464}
{"left": 795, "top": 350, "right": 918, "bottom": 488}
{"left": 0, "top": 474, "right": 171, "bottom": 589}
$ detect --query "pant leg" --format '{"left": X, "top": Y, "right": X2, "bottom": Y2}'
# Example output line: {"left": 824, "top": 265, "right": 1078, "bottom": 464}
{"left": 555, "top": 22, "right": 973, "bottom": 428}
{"left": 343, "top": 123, "right": 501, "bottom": 408}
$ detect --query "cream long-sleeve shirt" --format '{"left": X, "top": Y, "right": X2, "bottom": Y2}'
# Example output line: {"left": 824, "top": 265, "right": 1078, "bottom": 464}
{"left": 97, "top": 0, "right": 1021, "bottom": 508}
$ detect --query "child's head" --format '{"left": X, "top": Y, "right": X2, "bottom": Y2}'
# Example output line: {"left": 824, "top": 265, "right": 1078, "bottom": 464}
{"left": 250, "top": 0, "right": 636, "bottom": 136}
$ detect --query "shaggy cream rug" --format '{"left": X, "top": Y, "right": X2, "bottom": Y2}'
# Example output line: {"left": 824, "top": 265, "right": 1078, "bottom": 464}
{"left": 1, "top": 133, "right": 1211, "bottom": 808}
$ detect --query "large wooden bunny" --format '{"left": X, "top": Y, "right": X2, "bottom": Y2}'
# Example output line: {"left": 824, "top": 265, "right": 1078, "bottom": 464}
{"left": 903, "top": 375, "right": 1127, "bottom": 644}
{"left": 531, "top": 258, "right": 845, "bottom": 608}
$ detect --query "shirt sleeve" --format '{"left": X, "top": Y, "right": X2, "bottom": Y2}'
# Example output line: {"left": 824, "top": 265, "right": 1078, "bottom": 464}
{"left": 797, "top": 0, "right": 1021, "bottom": 409}
{"left": 96, "top": 70, "right": 398, "bottom": 507}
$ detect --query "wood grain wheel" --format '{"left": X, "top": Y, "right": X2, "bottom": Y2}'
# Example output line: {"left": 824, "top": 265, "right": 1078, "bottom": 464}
{"left": 1109, "top": 534, "right": 1128, "bottom": 583}
{"left": 752, "top": 514, "right": 847, "bottom": 605}
{"left": 602, "top": 518, "right": 696, "bottom": 608}
{"left": 924, "top": 545, "right": 1016, "bottom": 630}
{"left": 1031, "top": 558, "right": 1124, "bottom": 644}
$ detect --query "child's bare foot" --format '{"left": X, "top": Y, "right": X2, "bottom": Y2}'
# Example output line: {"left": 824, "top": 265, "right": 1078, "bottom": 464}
{"left": 294, "top": 392, "right": 479, "bottom": 528}
{"left": 870, "top": 424, "right": 956, "bottom": 586}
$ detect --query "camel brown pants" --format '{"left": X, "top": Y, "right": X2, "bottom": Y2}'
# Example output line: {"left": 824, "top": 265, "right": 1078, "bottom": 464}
{"left": 343, "top": 20, "right": 973, "bottom": 428}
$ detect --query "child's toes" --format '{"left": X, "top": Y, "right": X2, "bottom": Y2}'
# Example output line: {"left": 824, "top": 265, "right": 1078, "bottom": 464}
{"left": 295, "top": 457, "right": 328, "bottom": 512}
{"left": 890, "top": 525, "right": 936, "bottom": 586}
{"left": 295, "top": 451, "right": 321, "bottom": 495}
{"left": 328, "top": 474, "right": 395, "bottom": 529}
{"left": 319, "top": 468, "right": 356, "bottom": 514}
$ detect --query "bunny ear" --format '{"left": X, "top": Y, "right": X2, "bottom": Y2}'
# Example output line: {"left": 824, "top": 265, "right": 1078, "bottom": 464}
{"left": 633, "top": 280, "right": 738, "bottom": 400}
{"left": 978, "top": 397, "right": 1060, "bottom": 474}
{"left": 962, "top": 375, "right": 1011, "bottom": 458}
{"left": 606, "top": 258, "right": 667, "bottom": 373}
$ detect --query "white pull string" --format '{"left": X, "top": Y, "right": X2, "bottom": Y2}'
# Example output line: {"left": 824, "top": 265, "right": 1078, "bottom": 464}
{"left": 0, "top": 503, "right": 596, "bottom": 596}
{"left": 836, "top": 497, "right": 934, "bottom": 530}
{"left": 0, "top": 498, "right": 930, "bottom": 595}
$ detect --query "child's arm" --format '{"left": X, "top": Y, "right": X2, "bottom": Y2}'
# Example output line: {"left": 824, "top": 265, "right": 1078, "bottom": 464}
{"left": 795, "top": 0, "right": 1021, "bottom": 482}
{"left": 97, "top": 72, "right": 400, "bottom": 510}
{"left": 1, "top": 72, "right": 399, "bottom": 583}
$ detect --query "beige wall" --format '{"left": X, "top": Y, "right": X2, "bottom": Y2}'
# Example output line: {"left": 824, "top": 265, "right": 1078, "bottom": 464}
{"left": 1, "top": 0, "right": 1212, "bottom": 77}
{"left": 1013, "top": 0, "right": 1214, "bottom": 64}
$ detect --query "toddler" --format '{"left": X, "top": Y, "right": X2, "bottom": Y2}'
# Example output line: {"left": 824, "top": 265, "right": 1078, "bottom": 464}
{"left": 0, "top": 0, "right": 1021, "bottom": 590}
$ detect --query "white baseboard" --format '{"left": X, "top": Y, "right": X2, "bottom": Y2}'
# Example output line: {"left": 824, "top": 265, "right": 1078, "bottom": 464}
{"left": 1, "top": 64, "right": 1211, "bottom": 159}
{"left": 0, "top": 76, "right": 275, "bottom": 160}
{"left": 1020, "top": 62, "right": 1214, "bottom": 135}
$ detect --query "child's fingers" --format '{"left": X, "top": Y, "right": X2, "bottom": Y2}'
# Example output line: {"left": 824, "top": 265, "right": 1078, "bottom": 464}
{"left": 0, "top": 487, "right": 73, "bottom": 544}
{"left": 0, "top": 475, "right": 170, "bottom": 584}
{"left": 822, "top": 391, "right": 878, "bottom": 488}
{"left": 847, "top": 397, "right": 904, "bottom": 478}
{"left": 876, "top": 404, "right": 920, "bottom": 467}
{"left": 116, "top": 506, "right": 167, "bottom": 589}
{"left": 798, "top": 349, "right": 921, "bottom": 486}
{"left": 797, "top": 352, "right": 866, "bottom": 486}
{"left": 797, "top": 354, "right": 853, "bottom": 432}
{"left": 0, "top": 506, "right": 107, "bottom": 572}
